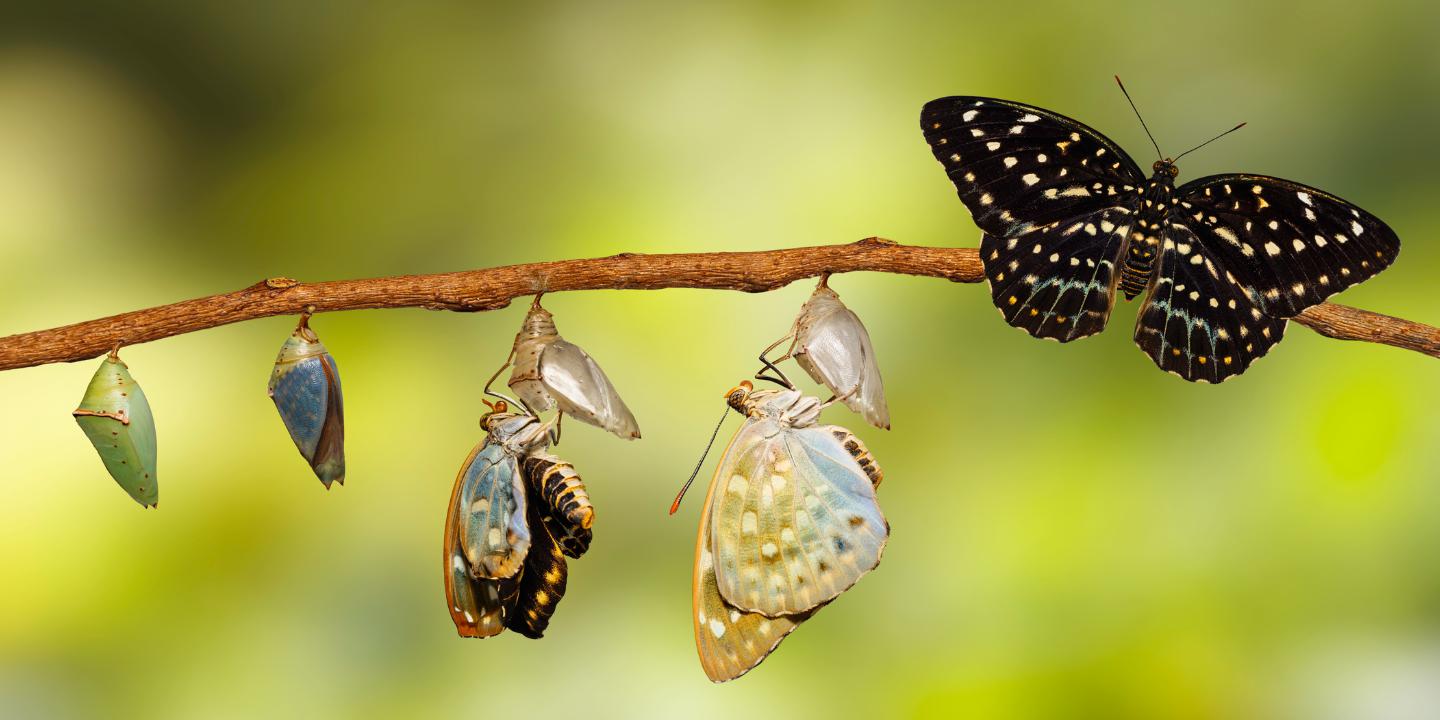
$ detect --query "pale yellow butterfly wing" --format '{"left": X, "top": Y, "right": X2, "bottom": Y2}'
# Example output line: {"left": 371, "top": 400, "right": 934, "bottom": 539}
{"left": 692, "top": 431, "right": 809, "bottom": 682}
{"left": 711, "top": 418, "right": 889, "bottom": 617}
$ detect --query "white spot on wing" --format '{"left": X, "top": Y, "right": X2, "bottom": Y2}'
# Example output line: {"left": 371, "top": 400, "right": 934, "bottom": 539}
{"left": 728, "top": 474, "right": 748, "bottom": 495}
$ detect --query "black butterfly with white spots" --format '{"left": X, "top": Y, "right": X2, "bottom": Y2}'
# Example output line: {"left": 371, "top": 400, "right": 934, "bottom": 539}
{"left": 921, "top": 91, "right": 1400, "bottom": 383}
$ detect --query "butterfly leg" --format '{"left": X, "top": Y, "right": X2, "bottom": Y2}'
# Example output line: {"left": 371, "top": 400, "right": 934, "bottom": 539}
{"left": 753, "top": 315, "right": 801, "bottom": 389}
{"left": 754, "top": 340, "right": 795, "bottom": 390}
{"left": 817, "top": 383, "right": 861, "bottom": 411}
{"left": 483, "top": 347, "right": 532, "bottom": 414}
{"left": 549, "top": 411, "right": 564, "bottom": 447}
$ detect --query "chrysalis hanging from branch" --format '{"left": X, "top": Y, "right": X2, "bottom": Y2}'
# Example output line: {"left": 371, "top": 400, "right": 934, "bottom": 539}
{"left": 73, "top": 347, "right": 159, "bottom": 508}
{"left": 507, "top": 297, "right": 641, "bottom": 440}
{"left": 763, "top": 277, "right": 890, "bottom": 430}
{"left": 267, "top": 312, "right": 345, "bottom": 488}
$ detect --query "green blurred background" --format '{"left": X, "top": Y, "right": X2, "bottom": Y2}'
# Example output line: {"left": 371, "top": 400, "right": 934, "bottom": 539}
{"left": 2, "top": 1, "right": 1439, "bottom": 718}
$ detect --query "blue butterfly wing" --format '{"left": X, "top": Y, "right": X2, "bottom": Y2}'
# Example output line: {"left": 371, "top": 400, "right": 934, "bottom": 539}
{"left": 457, "top": 440, "right": 531, "bottom": 579}
{"left": 444, "top": 441, "right": 521, "bottom": 638}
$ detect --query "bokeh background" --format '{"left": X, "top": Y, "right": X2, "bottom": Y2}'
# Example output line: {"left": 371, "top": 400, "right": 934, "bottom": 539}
{"left": 2, "top": 2, "right": 1439, "bottom": 718}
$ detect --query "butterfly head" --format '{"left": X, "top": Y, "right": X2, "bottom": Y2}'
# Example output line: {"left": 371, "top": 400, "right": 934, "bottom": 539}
{"left": 479, "top": 398, "right": 511, "bottom": 428}
{"left": 1152, "top": 159, "right": 1180, "bottom": 178}
{"left": 724, "top": 380, "right": 754, "bottom": 414}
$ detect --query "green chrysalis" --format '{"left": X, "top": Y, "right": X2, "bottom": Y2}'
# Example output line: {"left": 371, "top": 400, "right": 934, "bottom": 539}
{"left": 73, "top": 351, "right": 158, "bottom": 508}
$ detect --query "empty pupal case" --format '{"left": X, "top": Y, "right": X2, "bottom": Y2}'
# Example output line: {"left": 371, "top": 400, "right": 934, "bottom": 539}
{"left": 791, "top": 283, "right": 890, "bottom": 430}
{"left": 507, "top": 300, "right": 640, "bottom": 440}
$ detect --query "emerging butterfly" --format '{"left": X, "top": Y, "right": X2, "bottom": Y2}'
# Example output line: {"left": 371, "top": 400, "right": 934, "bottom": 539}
{"left": 443, "top": 399, "right": 595, "bottom": 639}
{"left": 921, "top": 79, "right": 1401, "bottom": 383}
{"left": 685, "top": 381, "right": 887, "bottom": 682}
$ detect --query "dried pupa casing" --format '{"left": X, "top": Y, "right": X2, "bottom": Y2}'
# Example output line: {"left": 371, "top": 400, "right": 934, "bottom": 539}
{"left": 792, "top": 284, "right": 890, "bottom": 430}
{"left": 507, "top": 303, "right": 641, "bottom": 440}
{"left": 267, "top": 316, "right": 345, "bottom": 488}
{"left": 73, "top": 352, "right": 159, "bottom": 508}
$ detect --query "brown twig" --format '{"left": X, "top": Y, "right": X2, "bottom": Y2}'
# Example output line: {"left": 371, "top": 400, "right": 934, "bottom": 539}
{"left": 0, "top": 238, "right": 1434, "bottom": 372}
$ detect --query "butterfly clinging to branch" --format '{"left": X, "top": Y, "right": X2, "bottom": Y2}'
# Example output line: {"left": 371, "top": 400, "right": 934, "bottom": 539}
{"left": 921, "top": 78, "right": 1400, "bottom": 382}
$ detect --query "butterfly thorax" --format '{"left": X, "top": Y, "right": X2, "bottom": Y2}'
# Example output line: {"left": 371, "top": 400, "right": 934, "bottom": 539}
{"left": 482, "top": 412, "right": 550, "bottom": 455}
{"left": 1119, "top": 161, "right": 1180, "bottom": 300}
{"left": 728, "top": 385, "right": 822, "bottom": 428}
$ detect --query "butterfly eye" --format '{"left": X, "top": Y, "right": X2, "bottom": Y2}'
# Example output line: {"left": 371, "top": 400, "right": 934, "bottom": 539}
{"left": 724, "top": 381, "right": 753, "bottom": 410}
{"left": 1152, "top": 160, "right": 1164, "bottom": 172}
{"left": 1168, "top": 165, "right": 1179, "bottom": 177}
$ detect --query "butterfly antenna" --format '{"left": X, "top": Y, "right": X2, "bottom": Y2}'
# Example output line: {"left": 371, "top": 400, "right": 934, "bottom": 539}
{"left": 1114, "top": 75, "right": 1163, "bottom": 161}
{"left": 1173, "top": 122, "right": 1247, "bottom": 161}
{"left": 669, "top": 403, "right": 732, "bottom": 515}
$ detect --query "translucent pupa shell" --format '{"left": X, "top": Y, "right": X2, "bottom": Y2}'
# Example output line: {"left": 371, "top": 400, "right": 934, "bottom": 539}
{"left": 791, "top": 284, "right": 890, "bottom": 430}
{"left": 267, "top": 317, "right": 345, "bottom": 488}
{"left": 73, "top": 352, "right": 159, "bottom": 508}
{"left": 507, "top": 303, "right": 640, "bottom": 440}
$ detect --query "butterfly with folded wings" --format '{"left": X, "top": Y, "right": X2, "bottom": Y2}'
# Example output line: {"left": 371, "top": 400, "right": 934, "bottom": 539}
{"left": 442, "top": 400, "right": 595, "bottom": 639}
{"left": 689, "top": 381, "right": 887, "bottom": 682}
{"left": 921, "top": 83, "right": 1401, "bottom": 383}
{"left": 671, "top": 285, "right": 893, "bottom": 681}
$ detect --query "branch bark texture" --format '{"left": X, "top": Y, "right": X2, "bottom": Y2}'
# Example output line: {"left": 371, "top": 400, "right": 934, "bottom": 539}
{"left": 0, "top": 238, "right": 1434, "bottom": 372}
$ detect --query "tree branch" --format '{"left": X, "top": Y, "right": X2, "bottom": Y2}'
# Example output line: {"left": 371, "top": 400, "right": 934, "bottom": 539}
{"left": 1, "top": 238, "right": 1435, "bottom": 372}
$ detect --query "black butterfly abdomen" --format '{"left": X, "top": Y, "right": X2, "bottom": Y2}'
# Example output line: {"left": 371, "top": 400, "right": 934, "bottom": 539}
{"left": 1119, "top": 174, "right": 1176, "bottom": 300}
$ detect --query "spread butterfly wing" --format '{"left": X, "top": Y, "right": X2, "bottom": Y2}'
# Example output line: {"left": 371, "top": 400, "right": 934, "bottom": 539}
{"left": 538, "top": 338, "right": 642, "bottom": 440}
{"left": 1175, "top": 174, "right": 1400, "bottom": 318}
{"left": 981, "top": 205, "right": 1134, "bottom": 341}
{"left": 923, "top": 96, "right": 1145, "bottom": 341}
{"left": 693, "top": 457, "right": 810, "bottom": 683}
{"left": 1135, "top": 221, "right": 1288, "bottom": 383}
{"left": 456, "top": 442, "right": 531, "bottom": 579}
{"left": 710, "top": 420, "right": 888, "bottom": 617}
{"left": 444, "top": 442, "right": 523, "bottom": 638}
{"left": 921, "top": 96, "right": 1145, "bottom": 236}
